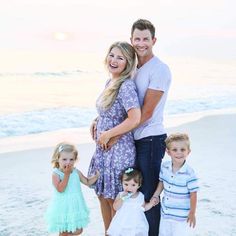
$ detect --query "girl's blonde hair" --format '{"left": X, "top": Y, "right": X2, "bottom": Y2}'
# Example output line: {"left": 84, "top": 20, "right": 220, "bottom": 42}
{"left": 98, "top": 41, "right": 137, "bottom": 110}
{"left": 51, "top": 142, "right": 78, "bottom": 168}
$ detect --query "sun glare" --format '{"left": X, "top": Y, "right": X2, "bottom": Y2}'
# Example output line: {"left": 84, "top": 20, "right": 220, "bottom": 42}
{"left": 53, "top": 32, "right": 69, "bottom": 41}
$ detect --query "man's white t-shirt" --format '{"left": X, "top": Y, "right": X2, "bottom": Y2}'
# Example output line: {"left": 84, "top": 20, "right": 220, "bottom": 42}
{"left": 133, "top": 56, "right": 171, "bottom": 140}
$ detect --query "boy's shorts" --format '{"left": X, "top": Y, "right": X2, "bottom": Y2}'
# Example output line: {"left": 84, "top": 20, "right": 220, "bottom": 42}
{"left": 159, "top": 217, "right": 193, "bottom": 236}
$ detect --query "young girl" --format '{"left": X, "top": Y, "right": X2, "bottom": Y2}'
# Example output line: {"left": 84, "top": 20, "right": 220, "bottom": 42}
{"left": 107, "top": 168, "right": 155, "bottom": 236}
{"left": 45, "top": 142, "right": 99, "bottom": 236}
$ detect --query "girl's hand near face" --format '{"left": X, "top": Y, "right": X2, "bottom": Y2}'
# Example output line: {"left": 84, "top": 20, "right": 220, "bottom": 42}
{"left": 120, "top": 191, "right": 133, "bottom": 201}
{"left": 53, "top": 165, "right": 72, "bottom": 193}
{"left": 63, "top": 164, "right": 73, "bottom": 175}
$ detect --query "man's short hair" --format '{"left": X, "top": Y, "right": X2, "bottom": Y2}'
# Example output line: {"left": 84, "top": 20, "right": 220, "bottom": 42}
{"left": 131, "top": 19, "right": 155, "bottom": 38}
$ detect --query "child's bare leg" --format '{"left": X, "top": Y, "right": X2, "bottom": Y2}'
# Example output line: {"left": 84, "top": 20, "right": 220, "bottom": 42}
{"left": 73, "top": 228, "right": 83, "bottom": 235}
{"left": 59, "top": 232, "right": 69, "bottom": 236}
{"left": 69, "top": 228, "right": 83, "bottom": 235}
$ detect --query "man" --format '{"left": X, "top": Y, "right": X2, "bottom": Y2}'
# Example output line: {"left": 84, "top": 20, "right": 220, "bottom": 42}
{"left": 90, "top": 19, "right": 171, "bottom": 236}
{"left": 130, "top": 19, "right": 172, "bottom": 236}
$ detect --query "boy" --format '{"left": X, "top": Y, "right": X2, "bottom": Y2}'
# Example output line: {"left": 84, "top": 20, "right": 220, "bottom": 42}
{"left": 151, "top": 133, "right": 199, "bottom": 236}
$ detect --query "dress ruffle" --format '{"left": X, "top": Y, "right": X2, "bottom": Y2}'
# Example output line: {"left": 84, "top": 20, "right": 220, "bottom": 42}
{"left": 45, "top": 169, "right": 89, "bottom": 233}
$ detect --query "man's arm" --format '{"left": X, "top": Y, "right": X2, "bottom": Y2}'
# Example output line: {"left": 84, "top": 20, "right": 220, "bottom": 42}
{"left": 105, "top": 89, "right": 163, "bottom": 150}
{"left": 90, "top": 117, "right": 98, "bottom": 140}
{"left": 140, "top": 89, "right": 164, "bottom": 125}
{"left": 98, "top": 108, "right": 141, "bottom": 149}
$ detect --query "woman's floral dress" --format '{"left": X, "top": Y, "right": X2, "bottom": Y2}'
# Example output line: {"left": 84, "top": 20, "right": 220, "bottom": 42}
{"left": 88, "top": 79, "right": 140, "bottom": 199}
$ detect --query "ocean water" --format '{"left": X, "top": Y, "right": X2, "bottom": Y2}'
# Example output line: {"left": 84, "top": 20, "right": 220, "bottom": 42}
{"left": 0, "top": 61, "right": 236, "bottom": 139}
{"left": 1, "top": 94, "right": 236, "bottom": 139}
{"left": 0, "top": 69, "right": 236, "bottom": 236}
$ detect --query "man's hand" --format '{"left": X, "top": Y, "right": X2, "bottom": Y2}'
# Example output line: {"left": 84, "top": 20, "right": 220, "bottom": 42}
{"left": 105, "top": 136, "right": 120, "bottom": 150}
{"left": 90, "top": 118, "right": 97, "bottom": 140}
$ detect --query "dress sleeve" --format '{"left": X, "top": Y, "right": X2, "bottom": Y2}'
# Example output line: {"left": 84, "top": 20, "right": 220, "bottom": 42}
{"left": 53, "top": 168, "right": 64, "bottom": 180}
{"left": 118, "top": 79, "right": 140, "bottom": 112}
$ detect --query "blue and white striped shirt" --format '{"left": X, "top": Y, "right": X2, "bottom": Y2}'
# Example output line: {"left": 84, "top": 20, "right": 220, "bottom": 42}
{"left": 159, "top": 161, "right": 199, "bottom": 221}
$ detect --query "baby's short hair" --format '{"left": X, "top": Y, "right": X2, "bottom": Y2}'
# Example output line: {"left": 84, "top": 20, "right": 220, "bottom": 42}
{"left": 165, "top": 133, "right": 190, "bottom": 150}
{"left": 121, "top": 167, "right": 143, "bottom": 186}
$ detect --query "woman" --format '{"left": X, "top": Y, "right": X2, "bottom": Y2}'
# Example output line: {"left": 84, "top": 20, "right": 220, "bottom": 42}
{"left": 88, "top": 41, "right": 141, "bottom": 234}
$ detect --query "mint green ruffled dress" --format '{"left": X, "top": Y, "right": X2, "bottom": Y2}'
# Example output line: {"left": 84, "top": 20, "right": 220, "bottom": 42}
{"left": 45, "top": 168, "right": 89, "bottom": 233}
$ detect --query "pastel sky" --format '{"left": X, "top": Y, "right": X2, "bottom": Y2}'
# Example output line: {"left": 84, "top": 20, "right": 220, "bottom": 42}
{"left": 0, "top": 0, "right": 235, "bottom": 72}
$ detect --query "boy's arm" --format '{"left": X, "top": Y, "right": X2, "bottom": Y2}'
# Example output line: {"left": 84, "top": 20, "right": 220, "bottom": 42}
{"left": 78, "top": 170, "right": 100, "bottom": 186}
{"left": 152, "top": 181, "right": 164, "bottom": 201}
{"left": 187, "top": 191, "right": 197, "bottom": 228}
{"left": 143, "top": 181, "right": 164, "bottom": 211}
{"left": 142, "top": 201, "right": 155, "bottom": 211}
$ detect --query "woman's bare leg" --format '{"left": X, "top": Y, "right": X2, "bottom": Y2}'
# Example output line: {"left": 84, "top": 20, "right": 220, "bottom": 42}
{"left": 98, "top": 196, "right": 115, "bottom": 234}
{"left": 107, "top": 198, "right": 115, "bottom": 218}
{"left": 70, "top": 228, "right": 83, "bottom": 235}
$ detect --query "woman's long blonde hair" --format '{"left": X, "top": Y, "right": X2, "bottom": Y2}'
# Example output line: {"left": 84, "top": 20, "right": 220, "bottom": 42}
{"left": 98, "top": 41, "right": 136, "bottom": 110}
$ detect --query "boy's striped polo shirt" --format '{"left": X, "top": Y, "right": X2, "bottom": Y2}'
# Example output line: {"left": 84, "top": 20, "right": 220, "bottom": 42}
{"left": 159, "top": 160, "right": 199, "bottom": 221}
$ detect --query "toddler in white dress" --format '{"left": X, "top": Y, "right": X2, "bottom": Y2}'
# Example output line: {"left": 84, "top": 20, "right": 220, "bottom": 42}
{"left": 107, "top": 168, "right": 155, "bottom": 236}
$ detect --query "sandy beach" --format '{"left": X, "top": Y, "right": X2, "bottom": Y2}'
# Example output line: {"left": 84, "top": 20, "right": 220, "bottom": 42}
{"left": 0, "top": 112, "right": 236, "bottom": 236}
{"left": 1, "top": 0, "right": 235, "bottom": 235}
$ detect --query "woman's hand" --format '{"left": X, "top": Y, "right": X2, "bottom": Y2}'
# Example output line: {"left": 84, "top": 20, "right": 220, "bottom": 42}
{"left": 98, "top": 130, "right": 111, "bottom": 149}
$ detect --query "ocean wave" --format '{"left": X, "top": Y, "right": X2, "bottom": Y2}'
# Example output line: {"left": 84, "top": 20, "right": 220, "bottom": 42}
{"left": 0, "top": 95, "right": 236, "bottom": 138}
{"left": 0, "top": 69, "right": 85, "bottom": 78}
{"left": 165, "top": 95, "right": 236, "bottom": 115}
{"left": 0, "top": 107, "right": 97, "bottom": 138}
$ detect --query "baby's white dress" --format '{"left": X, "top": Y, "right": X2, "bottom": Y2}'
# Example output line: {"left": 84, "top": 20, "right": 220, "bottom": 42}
{"left": 107, "top": 191, "right": 149, "bottom": 236}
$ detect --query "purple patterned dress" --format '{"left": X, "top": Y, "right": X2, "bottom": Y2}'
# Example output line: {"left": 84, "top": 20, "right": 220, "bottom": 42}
{"left": 88, "top": 79, "right": 140, "bottom": 199}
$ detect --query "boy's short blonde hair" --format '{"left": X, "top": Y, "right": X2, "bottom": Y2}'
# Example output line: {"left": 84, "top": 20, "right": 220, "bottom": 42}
{"left": 165, "top": 133, "right": 190, "bottom": 150}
